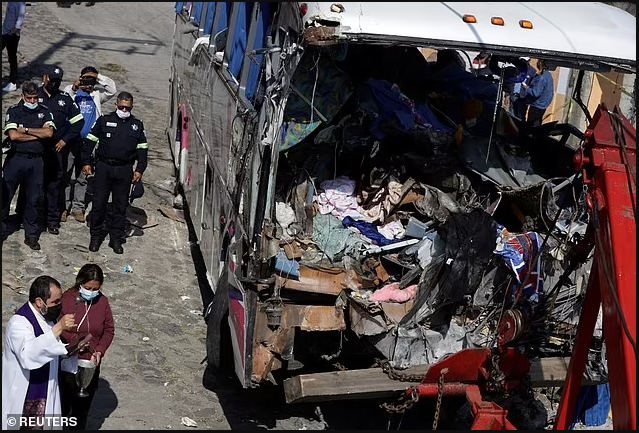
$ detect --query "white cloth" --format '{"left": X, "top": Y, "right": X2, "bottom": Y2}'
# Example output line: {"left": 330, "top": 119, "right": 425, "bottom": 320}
{"left": 315, "top": 176, "right": 364, "bottom": 220}
{"left": 60, "top": 355, "right": 79, "bottom": 375}
{"left": 63, "top": 73, "right": 117, "bottom": 118}
{"left": 2, "top": 303, "right": 68, "bottom": 430}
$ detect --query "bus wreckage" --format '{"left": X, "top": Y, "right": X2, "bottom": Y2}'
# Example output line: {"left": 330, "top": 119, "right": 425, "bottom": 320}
{"left": 168, "top": 2, "right": 636, "bottom": 429}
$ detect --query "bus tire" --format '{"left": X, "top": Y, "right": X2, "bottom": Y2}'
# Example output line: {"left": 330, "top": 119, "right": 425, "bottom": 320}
{"left": 205, "top": 269, "right": 233, "bottom": 373}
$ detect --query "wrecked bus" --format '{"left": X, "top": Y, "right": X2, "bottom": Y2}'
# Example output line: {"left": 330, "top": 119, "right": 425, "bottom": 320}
{"left": 167, "top": 1, "right": 636, "bottom": 409}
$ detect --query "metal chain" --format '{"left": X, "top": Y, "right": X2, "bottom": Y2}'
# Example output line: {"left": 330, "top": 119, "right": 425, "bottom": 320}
{"left": 379, "top": 387, "right": 420, "bottom": 414}
{"left": 487, "top": 353, "right": 506, "bottom": 394}
{"left": 432, "top": 368, "right": 448, "bottom": 430}
{"left": 374, "top": 359, "right": 428, "bottom": 382}
{"left": 333, "top": 362, "right": 347, "bottom": 371}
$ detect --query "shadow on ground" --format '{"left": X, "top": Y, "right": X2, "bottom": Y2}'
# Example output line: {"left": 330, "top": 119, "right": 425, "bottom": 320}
{"left": 87, "top": 378, "right": 118, "bottom": 430}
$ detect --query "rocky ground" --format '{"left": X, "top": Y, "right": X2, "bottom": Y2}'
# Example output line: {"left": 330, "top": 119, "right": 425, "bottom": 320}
{"left": 1, "top": 2, "right": 612, "bottom": 430}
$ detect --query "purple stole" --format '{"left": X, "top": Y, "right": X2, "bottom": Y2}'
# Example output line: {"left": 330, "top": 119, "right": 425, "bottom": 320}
{"left": 15, "top": 303, "right": 50, "bottom": 430}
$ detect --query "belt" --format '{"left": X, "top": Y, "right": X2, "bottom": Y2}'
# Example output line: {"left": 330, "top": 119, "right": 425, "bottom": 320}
{"left": 15, "top": 152, "right": 43, "bottom": 159}
{"left": 98, "top": 157, "right": 135, "bottom": 166}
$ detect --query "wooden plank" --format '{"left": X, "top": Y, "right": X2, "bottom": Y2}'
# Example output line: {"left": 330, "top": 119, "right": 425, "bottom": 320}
{"left": 275, "top": 266, "right": 376, "bottom": 296}
{"left": 283, "top": 305, "right": 346, "bottom": 331}
{"left": 284, "top": 366, "right": 427, "bottom": 404}
{"left": 283, "top": 357, "right": 605, "bottom": 404}
{"left": 528, "top": 357, "right": 606, "bottom": 388}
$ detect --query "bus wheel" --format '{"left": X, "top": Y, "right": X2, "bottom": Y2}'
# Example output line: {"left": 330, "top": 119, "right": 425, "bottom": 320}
{"left": 205, "top": 269, "right": 234, "bottom": 374}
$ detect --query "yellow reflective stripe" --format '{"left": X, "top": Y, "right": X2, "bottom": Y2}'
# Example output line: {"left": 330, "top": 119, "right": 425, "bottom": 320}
{"left": 87, "top": 133, "right": 99, "bottom": 143}
{"left": 69, "top": 114, "right": 84, "bottom": 124}
{"left": 136, "top": 143, "right": 149, "bottom": 149}
{"left": 45, "top": 121, "right": 56, "bottom": 130}
{"left": 3, "top": 123, "right": 18, "bottom": 133}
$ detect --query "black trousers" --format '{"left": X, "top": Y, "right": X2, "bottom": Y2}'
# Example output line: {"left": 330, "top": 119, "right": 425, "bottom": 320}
{"left": 60, "top": 366, "right": 100, "bottom": 430}
{"left": 512, "top": 99, "right": 528, "bottom": 121}
{"left": 2, "top": 154, "right": 43, "bottom": 239}
{"left": 17, "top": 149, "right": 65, "bottom": 228}
{"left": 1, "top": 33, "right": 20, "bottom": 84}
{"left": 90, "top": 160, "right": 133, "bottom": 241}
{"left": 527, "top": 106, "right": 546, "bottom": 128}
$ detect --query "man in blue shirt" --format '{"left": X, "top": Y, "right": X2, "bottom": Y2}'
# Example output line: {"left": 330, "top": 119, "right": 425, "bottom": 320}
{"left": 521, "top": 59, "right": 555, "bottom": 127}
{"left": 62, "top": 66, "right": 117, "bottom": 223}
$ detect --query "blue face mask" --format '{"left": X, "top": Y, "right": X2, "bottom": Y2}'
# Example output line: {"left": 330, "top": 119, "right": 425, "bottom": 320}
{"left": 24, "top": 101, "right": 38, "bottom": 110}
{"left": 80, "top": 286, "right": 100, "bottom": 301}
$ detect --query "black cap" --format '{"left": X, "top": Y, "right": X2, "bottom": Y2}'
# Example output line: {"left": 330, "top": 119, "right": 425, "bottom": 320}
{"left": 130, "top": 181, "right": 145, "bottom": 203}
{"left": 47, "top": 65, "right": 64, "bottom": 80}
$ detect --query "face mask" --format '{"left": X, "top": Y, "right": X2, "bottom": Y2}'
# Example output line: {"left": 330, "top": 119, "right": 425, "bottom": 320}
{"left": 46, "top": 81, "right": 61, "bottom": 93}
{"left": 80, "top": 287, "right": 100, "bottom": 301}
{"left": 41, "top": 302, "right": 63, "bottom": 322}
{"left": 116, "top": 109, "right": 131, "bottom": 119}
{"left": 24, "top": 101, "right": 38, "bottom": 110}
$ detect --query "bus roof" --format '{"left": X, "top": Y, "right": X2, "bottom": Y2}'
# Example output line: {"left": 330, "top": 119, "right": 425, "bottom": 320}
{"left": 302, "top": 2, "right": 636, "bottom": 71}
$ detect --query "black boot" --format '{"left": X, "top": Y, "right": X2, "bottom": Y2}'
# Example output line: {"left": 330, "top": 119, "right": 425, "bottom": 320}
{"left": 89, "top": 237, "right": 102, "bottom": 252}
{"left": 108, "top": 238, "right": 123, "bottom": 254}
{"left": 24, "top": 237, "right": 41, "bottom": 251}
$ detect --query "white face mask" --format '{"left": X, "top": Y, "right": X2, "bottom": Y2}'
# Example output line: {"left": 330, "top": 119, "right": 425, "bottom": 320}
{"left": 24, "top": 101, "right": 38, "bottom": 110}
{"left": 116, "top": 109, "right": 131, "bottom": 119}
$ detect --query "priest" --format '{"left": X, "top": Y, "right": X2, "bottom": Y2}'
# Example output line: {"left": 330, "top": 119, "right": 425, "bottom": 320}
{"left": 2, "top": 275, "right": 77, "bottom": 430}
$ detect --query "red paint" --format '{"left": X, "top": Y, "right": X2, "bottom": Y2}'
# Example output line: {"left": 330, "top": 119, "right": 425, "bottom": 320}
{"left": 180, "top": 105, "right": 189, "bottom": 150}
{"left": 555, "top": 106, "right": 636, "bottom": 430}
{"left": 229, "top": 299, "right": 246, "bottom": 368}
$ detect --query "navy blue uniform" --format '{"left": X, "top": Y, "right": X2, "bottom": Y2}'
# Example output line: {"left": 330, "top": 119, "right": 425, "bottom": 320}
{"left": 2, "top": 102, "right": 56, "bottom": 240}
{"left": 82, "top": 111, "right": 148, "bottom": 242}
{"left": 16, "top": 87, "right": 85, "bottom": 228}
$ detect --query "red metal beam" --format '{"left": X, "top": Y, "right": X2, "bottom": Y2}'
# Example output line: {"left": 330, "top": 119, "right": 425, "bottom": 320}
{"left": 555, "top": 105, "right": 636, "bottom": 430}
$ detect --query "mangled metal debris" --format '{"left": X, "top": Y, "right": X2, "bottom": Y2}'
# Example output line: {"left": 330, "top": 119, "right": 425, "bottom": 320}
{"left": 256, "top": 44, "right": 600, "bottom": 406}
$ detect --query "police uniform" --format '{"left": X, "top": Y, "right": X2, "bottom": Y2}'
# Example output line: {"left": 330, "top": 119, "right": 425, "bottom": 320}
{"left": 82, "top": 111, "right": 148, "bottom": 251}
{"left": 39, "top": 84, "right": 85, "bottom": 228}
{"left": 2, "top": 102, "right": 56, "bottom": 245}
{"left": 16, "top": 78, "right": 85, "bottom": 231}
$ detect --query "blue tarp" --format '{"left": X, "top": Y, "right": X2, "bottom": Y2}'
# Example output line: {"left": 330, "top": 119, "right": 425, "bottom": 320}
{"left": 571, "top": 384, "right": 611, "bottom": 428}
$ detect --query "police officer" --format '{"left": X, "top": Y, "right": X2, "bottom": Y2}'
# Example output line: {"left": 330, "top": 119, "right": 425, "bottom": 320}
{"left": 82, "top": 91, "right": 148, "bottom": 254}
{"left": 15, "top": 65, "right": 85, "bottom": 234}
{"left": 2, "top": 81, "right": 57, "bottom": 250}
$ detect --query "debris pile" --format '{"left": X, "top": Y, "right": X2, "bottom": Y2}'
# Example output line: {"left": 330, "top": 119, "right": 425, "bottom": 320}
{"left": 263, "top": 45, "right": 602, "bottom": 379}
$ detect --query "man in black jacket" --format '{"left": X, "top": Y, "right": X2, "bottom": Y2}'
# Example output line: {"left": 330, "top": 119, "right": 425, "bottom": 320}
{"left": 81, "top": 91, "right": 148, "bottom": 254}
{"left": 2, "top": 81, "right": 57, "bottom": 249}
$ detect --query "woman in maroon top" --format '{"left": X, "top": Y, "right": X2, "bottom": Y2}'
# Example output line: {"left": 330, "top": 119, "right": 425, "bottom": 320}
{"left": 59, "top": 263, "right": 114, "bottom": 430}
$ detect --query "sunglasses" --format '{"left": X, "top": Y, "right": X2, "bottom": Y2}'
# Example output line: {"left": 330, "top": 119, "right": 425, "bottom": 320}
{"left": 117, "top": 105, "right": 132, "bottom": 112}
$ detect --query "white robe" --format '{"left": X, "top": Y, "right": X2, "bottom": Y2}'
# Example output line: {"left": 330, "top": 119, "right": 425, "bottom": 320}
{"left": 2, "top": 303, "right": 68, "bottom": 430}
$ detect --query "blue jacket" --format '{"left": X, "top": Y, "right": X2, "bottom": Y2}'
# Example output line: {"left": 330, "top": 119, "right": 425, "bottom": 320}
{"left": 524, "top": 71, "right": 554, "bottom": 110}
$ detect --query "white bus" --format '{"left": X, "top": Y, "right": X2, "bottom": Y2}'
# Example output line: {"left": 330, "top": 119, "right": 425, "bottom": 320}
{"left": 166, "top": 1, "right": 635, "bottom": 404}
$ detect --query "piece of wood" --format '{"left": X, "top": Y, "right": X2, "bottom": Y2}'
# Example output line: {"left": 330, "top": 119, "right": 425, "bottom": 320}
{"left": 527, "top": 357, "right": 605, "bottom": 388}
{"left": 283, "top": 242, "right": 302, "bottom": 259}
{"left": 275, "top": 266, "right": 350, "bottom": 296}
{"left": 283, "top": 357, "right": 605, "bottom": 404}
{"left": 282, "top": 305, "right": 346, "bottom": 331}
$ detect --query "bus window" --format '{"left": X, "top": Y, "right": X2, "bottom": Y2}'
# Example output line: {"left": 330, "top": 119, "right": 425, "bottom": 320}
{"left": 193, "top": 2, "right": 204, "bottom": 25}
{"left": 227, "top": 2, "right": 254, "bottom": 78}
{"left": 244, "top": 2, "right": 272, "bottom": 101}
{"left": 212, "top": 2, "right": 231, "bottom": 36}
{"left": 204, "top": 2, "right": 216, "bottom": 35}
